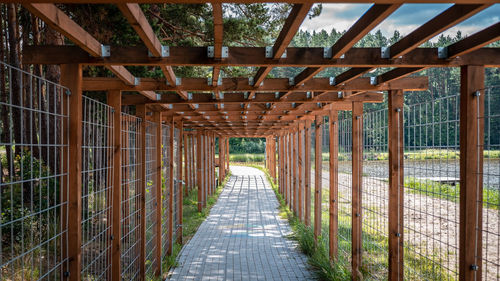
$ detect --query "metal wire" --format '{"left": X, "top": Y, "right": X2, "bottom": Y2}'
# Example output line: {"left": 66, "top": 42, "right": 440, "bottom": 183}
{"left": 173, "top": 127, "right": 180, "bottom": 244}
{"left": 81, "top": 96, "right": 114, "bottom": 280}
{"left": 479, "top": 86, "right": 500, "bottom": 280}
{"left": 403, "top": 92, "right": 460, "bottom": 280}
{"left": 161, "top": 124, "right": 171, "bottom": 271}
{"left": 0, "top": 61, "right": 69, "bottom": 280}
{"left": 120, "top": 113, "right": 142, "bottom": 280}
{"left": 145, "top": 121, "right": 158, "bottom": 277}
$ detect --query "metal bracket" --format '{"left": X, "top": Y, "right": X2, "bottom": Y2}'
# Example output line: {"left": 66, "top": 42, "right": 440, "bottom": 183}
{"left": 381, "top": 47, "right": 390, "bottom": 59}
{"left": 148, "top": 45, "right": 170, "bottom": 57}
{"left": 193, "top": 104, "right": 199, "bottom": 109}
{"left": 167, "top": 104, "right": 173, "bottom": 109}
{"left": 175, "top": 77, "right": 182, "bottom": 86}
{"left": 207, "top": 78, "right": 212, "bottom": 86}
{"left": 207, "top": 46, "right": 215, "bottom": 58}
{"left": 220, "top": 92, "right": 224, "bottom": 99}
{"left": 329, "top": 77, "right": 335, "bottom": 86}
{"left": 438, "top": 47, "right": 448, "bottom": 59}
{"left": 473, "top": 91, "right": 481, "bottom": 97}
{"left": 134, "top": 77, "right": 140, "bottom": 86}
{"left": 281, "top": 49, "right": 287, "bottom": 58}
{"left": 323, "top": 47, "right": 332, "bottom": 59}
{"left": 292, "top": 102, "right": 296, "bottom": 108}
{"left": 306, "top": 92, "right": 312, "bottom": 99}
{"left": 156, "top": 93, "right": 161, "bottom": 101}
{"left": 244, "top": 92, "right": 248, "bottom": 99}
{"left": 370, "top": 76, "right": 378, "bottom": 85}
{"left": 65, "top": 89, "right": 71, "bottom": 96}
{"left": 221, "top": 46, "right": 229, "bottom": 58}
{"left": 337, "top": 91, "right": 343, "bottom": 98}
{"left": 275, "top": 92, "right": 280, "bottom": 99}
{"left": 100, "top": 45, "right": 111, "bottom": 57}
{"left": 220, "top": 103, "right": 224, "bottom": 108}
{"left": 187, "top": 92, "right": 193, "bottom": 100}
{"left": 265, "top": 46, "right": 273, "bottom": 58}
{"left": 248, "top": 77, "right": 254, "bottom": 86}
{"left": 317, "top": 102, "right": 322, "bottom": 108}
{"left": 288, "top": 77, "right": 294, "bottom": 86}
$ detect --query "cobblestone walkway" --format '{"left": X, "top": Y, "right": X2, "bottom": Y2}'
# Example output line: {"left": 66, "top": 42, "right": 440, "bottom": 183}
{"left": 168, "top": 166, "right": 314, "bottom": 281}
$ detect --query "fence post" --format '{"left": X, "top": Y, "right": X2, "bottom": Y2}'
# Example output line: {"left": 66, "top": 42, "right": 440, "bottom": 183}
{"left": 107, "top": 90, "right": 122, "bottom": 280}
{"left": 314, "top": 115, "right": 323, "bottom": 241}
{"left": 177, "top": 121, "right": 183, "bottom": 244}
{"left": 167, "top": 117, "right": 175, "bottom": 254}
{"left": 352, "top": 101, "right": 363, "bottom": 281}
{"left": 459, "top": 65, "right": 485, "bottom": 281}
{"left": 136, "top": 105, "right": 147, "bottom": 279}
{"left": 197, "top": 131, "right": 203, "bottom": 212}
{"left": 293, "top": 129, "right": 298, "bottom": 215}
{"left": 153, "top": 112, "right": 163, "bottom": 276}
{"left": 184, "top": 131, "right": 189, "bottom": 196}
{"left": 388, "top": 90, "right": 404, "bottom": 281}
{"left": 60, "top": 64, "right": 82, "bottom": 281}
{"left": 219, "top": 136, "right": 225, "bottom": 183}
{"left": 298, "top": 122, "right": 304, "bottom": 222}
{"left": 304, "top": 120, "right": 312, "bottom": 227}
{"left": 329, "top": 109, "right": 339, "bottom": 260}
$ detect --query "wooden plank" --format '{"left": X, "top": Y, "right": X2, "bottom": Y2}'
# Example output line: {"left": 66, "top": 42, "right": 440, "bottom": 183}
{"left": 447, "top": 22, "right": 500, "bottom": 58}
{"left": 292, "top": 129, "right": 298, "bottom": 215}
{"left": 23, "top": 45, "right": 500, "bottom": 67}
{"left": 351, "top": 101, "right": 363, "bottom": 281}
{"left": 388, "top": 90, "right": 404, "bottom": 281}
{"left": 60, "top": 64, "right": 82, "bottom": 281}
{"left": 107, "top": 90, "right": 122, "bottom": 280}
{"left": 314, "top": 115, "right": 323, "bottom": 241}
{"left": 329, "top": 109, "right": 339, "bottom": 261}
{"left": 389, "top": 4, "right": 489, "bottom": 58}
{"left": 197, "top": 132, "right": 203, "bottom": 212}
{"left": 459, "top": 65, "right": 484, "bottom": 281}
{"left": 376, "top": 67, "right": 424, "bottom": 84}
{"left": 136, "top": 104, "right": 147, "bottom": 279}
{"left": 82, "top": 76, "right": 428, "bottom": 93}
{"left": 304, "top": 120, "right": 312, "bottom": 227}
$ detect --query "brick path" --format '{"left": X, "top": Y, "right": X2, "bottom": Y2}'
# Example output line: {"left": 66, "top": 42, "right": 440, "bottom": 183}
{"left": 168, "top": 166, "right": 314, "bottom": 281}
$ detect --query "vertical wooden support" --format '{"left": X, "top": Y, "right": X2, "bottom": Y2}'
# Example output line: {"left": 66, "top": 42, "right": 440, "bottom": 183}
{"left": 204, "top": 134, "right": 209, "bottom": 204}
{"left": 351, "top": 102, "right": 363, "bottom": 281}
{"left": 192, "top": 135, "right": 196, "bottom": 190}
{"left": 136, "top": 105, "right": 147, "bottom": 279}
{"left": 107, "top": 90, "right": 122, "bottom": 280}
{"left": 197, "top": 132, "right": 203, "bottom": 212}
{"left": 226, "top": 138, "right": 229, "bottom": 172}
{"left": 314, "top": 116, "right": 323, "bottom": 241}
{"left": 304, "top": 120, "right": 312, "bottom": 227}
{"left": 459, "top": 65, "right": 484, "bottom": 281}
{"left": 61, "top": 64, "right": 82, "bottom": 280}
{"left": 278, "top": 135, "right": 283, "bottom": 195}
{"left": 286, "top": 133, "right": 291, "bottom": 207}
{"left": 293, "top": 130, "right": 298, "bottom": 215}
{"left": 167, "top": 117, "right": 175, "bottom": 254}
{"left": 184, "top": 132, "right": 189, "bottom": 196}
{"left": 153, "top": 112, "right": 163, "bottom": 276}
{"left": 298, "top": 122, "right": 304, "bottom": 222}
{"left": 219, "top": 137, "right": 224, "bottom": 183}
{"left": 329, "top": 110, "right": 339, "bottom": 261}
{"left": 177, "top": 122, "right": 184, "bottom": 244}
{"left": 388, "top": 90, "right": 404, "bottom": 280}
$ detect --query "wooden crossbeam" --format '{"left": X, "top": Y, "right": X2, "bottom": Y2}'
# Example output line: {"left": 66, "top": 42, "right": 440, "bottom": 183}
{"left": 23, "top": 46, "right": 500, "bottom": 67}
{"left": 211, "top": 3, "right": 223, "bottom": 90}
{"left": 24, "top": 3, "right": 158, "bottom": 100}
{"left": 446, "top": 21, "right": 500, "bottom": 58}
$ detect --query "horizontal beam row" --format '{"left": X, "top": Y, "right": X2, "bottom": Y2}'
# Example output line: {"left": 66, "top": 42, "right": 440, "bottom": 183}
{"left": 23, "top": 46, "right": 500, "bottom": 67}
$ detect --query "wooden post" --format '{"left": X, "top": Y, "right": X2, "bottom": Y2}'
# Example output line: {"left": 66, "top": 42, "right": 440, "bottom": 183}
{"left": 298, "top": 122, "right": 304, "bottom": 222}
{"left": 278, "top": 135, "right": 283, "bottom": 195}
{"left": 329, "top": 110, "right": 339, "bottom": 261}
{"left": 352, "top": 101, "right": 363, "bottom": 281}
{"left": 459, "top": 65, "right": 484, "bottom": 281}
{"left": 177, "top": 122, "right": 183, "bottom": 244}
{"left": 286, "top": 132, "right": 291, "bottom": 207}
{"left": 167, "top": 117, "right": 175, "bottom": 254}
{"left": 304, "top": 120, "right": 312, "bottom": 227}
{"left": 153, "top": 112, "right": 163, "bottom": 276}
{"left": 314, "top": 115, "right": 323, "bottom": 241}
{"left": 226, "top": 138, "right": 229, "bottom": 172}
{"left": 61, "top": 64, "right": 82, "bottom": 281}
{"left": 136, "top": 104, "right": 147, "bottom": 279}
{"left": 388, "top": 90, "right": 404, "bottom": 280}
{"left": 107, "top": 90, "right": 122, "bottom": 280}
{"left": 219, "top": 136, "right": 224, "bottom": 183}
{"left": 293, "top": 129, "right": 298, "bottom": 215}
{"left": 184, "top": 131, "right": 189, "bottom": 196}
{"left": 197, "top": 132, "right": 203, "bottom": 212}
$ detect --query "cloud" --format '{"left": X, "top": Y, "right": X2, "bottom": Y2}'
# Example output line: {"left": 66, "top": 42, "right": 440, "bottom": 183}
{"left": 300, "top": 3, "right": 500, "bottom": 41}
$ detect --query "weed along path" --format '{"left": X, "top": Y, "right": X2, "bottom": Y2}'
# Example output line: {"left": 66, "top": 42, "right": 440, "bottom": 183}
{"left": 168, "top": 166, "right": 314, "bottom": 281}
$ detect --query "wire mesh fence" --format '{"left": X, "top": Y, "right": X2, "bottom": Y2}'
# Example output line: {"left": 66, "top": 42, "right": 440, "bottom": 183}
{"left": 145, "top": 121, "right": 158, "bottom": 277}
{"left": 0, "top": 61, "right": 69, "bottom": 280}
{"left": 120, "top": 113, "right": 142, "bottom": 280}
{"left": 173, "top": 127, "right": 180, "bottom": 243}
{"left": 81, "top": 96, "right": 114, "bottom": 280}
{"left": 161, "top": 124, "right": 171, "bottom": 269}
{"left": 480, "top": 85, "right": 500, "bottom": 280}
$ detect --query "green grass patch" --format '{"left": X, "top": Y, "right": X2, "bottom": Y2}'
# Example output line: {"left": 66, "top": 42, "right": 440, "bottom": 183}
{"left": 230, "top": 153, "right": 265, "bottom": 163}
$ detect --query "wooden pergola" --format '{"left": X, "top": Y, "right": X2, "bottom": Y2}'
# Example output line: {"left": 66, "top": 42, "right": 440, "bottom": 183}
{"left": 13, "top": 1, "right": 500, "bottom": 280}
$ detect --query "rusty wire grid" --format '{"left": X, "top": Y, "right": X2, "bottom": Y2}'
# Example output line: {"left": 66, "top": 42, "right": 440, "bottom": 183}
{"left": 0, "top": 61, "right": 69, "bottom": 280}
{"left": 120, "top": 113, "right": 142, "bottom": 280}
{"left": 81, "top": 96, "right": 114, "bottom": 280}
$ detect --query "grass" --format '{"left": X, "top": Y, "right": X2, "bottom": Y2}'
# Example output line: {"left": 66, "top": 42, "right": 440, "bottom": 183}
{"left": 157, "top": 172, "right": 231, "bottom": 280}
{"left": 230, "top": 153, "right": 265, "bottom": 163}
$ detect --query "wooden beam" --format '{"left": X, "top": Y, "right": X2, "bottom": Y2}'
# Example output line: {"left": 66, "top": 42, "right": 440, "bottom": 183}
{"left": 459, "top": 65, "right": 484, "bottom": 281}
{"left": 82, "top": 76, "right": 428, "bottom": 92}
{"left": 153, "top": 112, "right": 163, "bottom": 276}
{"left": 177, "top": 121, "right": 184, "bottom": 244}
{"left": 314, "top": 115, "right": 323, "bottom": 241}
{"left": 447, "top": 22, "right": 500, "bottom": 58}
{"left": 389, "top": 4, "right": 489, "bottom": 58}
{"left": 23, "top": 45, "right": 500, "bottom": 67}
{"left": 351, "top": 101, "right": 363, "bottom": 281}
{"left": 197, "top": 132, "right": 203, "bottom": 212}
{"left": 329, "top": 109, "right": 338, "bottom": 261}
{"left": 108, "top": 90, "right": 122, "bottom": 280}
{"left": 388, "top": 90, "right": 404, "bottom": 281}
{"left": 60, "top": 63, "right": 82, "bottom": 281}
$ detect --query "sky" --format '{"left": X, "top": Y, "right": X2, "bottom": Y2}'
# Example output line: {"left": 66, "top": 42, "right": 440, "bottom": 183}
{"left": 300, "top": 4, "right": 500, "bottom": 41}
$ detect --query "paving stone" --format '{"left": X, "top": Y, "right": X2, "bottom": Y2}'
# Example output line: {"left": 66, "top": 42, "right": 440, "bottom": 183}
{"left": 168, "top": 166, "right": 314, "bottom": 280}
